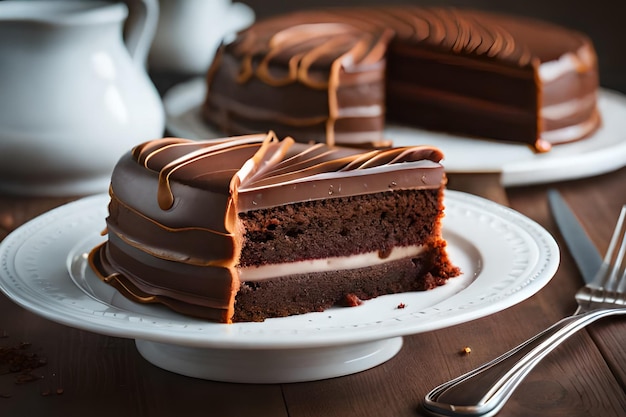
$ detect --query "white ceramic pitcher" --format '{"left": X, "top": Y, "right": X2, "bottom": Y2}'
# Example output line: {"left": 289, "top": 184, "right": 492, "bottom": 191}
{"left": 0, "top": 0, "right": 165, "bottom": 196}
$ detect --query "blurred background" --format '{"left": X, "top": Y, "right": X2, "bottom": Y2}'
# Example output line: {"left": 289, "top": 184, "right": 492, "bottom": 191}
{"left": 0, "top": 0, "right": 620, "bottom": 196}
{"left": 237, "top": 0, "right": 625, "bottom": 94}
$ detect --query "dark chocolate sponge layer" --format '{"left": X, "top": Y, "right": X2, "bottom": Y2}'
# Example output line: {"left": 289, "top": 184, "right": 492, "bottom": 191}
{"left": 239, "top": 189, "right": 441, "bottom": 266}
{"left": 234, "top": 246, "right": 459, "bottom": 323}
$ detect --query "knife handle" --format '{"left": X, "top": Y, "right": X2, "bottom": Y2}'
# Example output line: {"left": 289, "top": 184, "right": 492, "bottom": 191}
{"left": 423, "top": 309, "right": 624, "bottom": 417}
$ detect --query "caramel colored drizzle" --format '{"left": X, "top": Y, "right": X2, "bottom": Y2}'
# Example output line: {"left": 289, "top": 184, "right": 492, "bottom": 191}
{"left": 131, "top": 132, "right": 443, "bottom": 212}
{"left": 132, "top": 134, "right": 272, "bottom": 210}
{"left": 231, "top": 7, "right": 535, "bottom": 89}
{"left": 107, "top": 189, "right": 234, "bottom": 266}
{"left": 242, "top": 144, "right": 443, "bottom": 190}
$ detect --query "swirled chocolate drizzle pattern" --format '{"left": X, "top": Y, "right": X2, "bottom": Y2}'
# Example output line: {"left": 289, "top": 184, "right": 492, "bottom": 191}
{"left": 131, "top": 131, "right": 444, "bottom": 211}
{"left": 90, "top": 132, "right": 447, "bottom": 322}
{"left": 204, "top": 6, "right": 599, "bottom": 151}
{"left": 235, "top": 8, "right": 533, "bottom": 71}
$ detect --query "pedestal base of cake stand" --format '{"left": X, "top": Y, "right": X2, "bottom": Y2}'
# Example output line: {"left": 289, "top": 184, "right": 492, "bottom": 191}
{"left": 135, "top": 336, "right": 403, "bottom": 383}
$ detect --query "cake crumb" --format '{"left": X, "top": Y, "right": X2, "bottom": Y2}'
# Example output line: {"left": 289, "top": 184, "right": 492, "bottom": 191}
{"left": 339, "top": 293, "right": 363, "bottom": 307}
{"left": 14, "top": 373, "right": 40, "bottom": 385}
{"left": 0, "top": 340, "right": 47, "bottom": 385}
{"left": 460, "top": 346, "right": 472, "bottom": 355}
{"left": 396, "top": 303, "right": 406, "bottom": 309}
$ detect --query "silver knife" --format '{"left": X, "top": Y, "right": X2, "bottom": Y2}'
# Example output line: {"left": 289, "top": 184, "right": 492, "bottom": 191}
{"left": 547, "top": 189, "right": 602, "bottom": 283}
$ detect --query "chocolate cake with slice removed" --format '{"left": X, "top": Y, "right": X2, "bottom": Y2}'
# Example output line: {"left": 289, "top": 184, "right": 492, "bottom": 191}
{"left": 203, "top": 7, "right": 600, "bottom": 152}
{"left": 89, "top": 132, "right": 460, "bottom": 323}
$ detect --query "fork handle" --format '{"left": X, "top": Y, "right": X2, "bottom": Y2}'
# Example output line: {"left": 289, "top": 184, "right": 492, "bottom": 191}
{"left": 423, "top": 308, "right": 626, "bottom": 417}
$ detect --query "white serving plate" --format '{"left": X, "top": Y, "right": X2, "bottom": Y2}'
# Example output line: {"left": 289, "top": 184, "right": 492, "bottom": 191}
{"left": 0, "top": 191, "right": 559, "bottom": 383}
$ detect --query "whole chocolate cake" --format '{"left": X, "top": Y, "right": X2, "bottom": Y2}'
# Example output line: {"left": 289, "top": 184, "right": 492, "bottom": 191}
{"left": 203, "top": 7, "right": 600, "bottom": 152}
{"left": 89, "top": 132, "right": 460, "bottom": 323}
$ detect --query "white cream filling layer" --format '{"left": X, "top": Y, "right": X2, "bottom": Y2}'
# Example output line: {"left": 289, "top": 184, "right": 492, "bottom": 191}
{"left": 337, "top": 104, "right": 383, "bottom": 118}
{"left": 539, "top": 45, "right": 595, "bottom": 82}
{"left": 541, "top": 112, "right": 600, "bottom": 144}
{"left": 541, "top": 93, "right": 596, "bottom": 120}
{"left": 238, "top": 244, "right": 426, "bottom": 282}
{"left": 539, "top": 52, "right": 579, "bottom": 83}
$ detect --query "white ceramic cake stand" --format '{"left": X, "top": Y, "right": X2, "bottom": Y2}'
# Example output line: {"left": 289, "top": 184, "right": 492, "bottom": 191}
{"left": 0, "top": 191, "right": 559, "bottom": 383}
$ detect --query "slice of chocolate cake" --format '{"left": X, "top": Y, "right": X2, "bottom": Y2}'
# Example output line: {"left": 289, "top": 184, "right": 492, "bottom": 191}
{"left": 89, "top": 132, "right": 459, "bottom": 323}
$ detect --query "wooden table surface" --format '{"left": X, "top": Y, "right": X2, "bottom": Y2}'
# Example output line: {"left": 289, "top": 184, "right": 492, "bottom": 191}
{"left": 1, "top": 159, "right": 626, "bottom": 416}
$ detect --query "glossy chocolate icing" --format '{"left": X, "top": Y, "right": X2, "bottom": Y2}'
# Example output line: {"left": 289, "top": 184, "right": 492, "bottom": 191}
{"left": 90, "top": 132, "right": 446, "bottom": 322}
{"left": 203, "top": 6, "right": 599, "bottom": 151}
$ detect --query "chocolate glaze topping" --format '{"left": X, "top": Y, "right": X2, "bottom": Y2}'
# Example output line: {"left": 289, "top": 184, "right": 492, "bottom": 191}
{"left": 130, "top": 131, "right": 444, "bottom": 212}
{"left": 230, "top": 8, "right": 543, "bottom": 73}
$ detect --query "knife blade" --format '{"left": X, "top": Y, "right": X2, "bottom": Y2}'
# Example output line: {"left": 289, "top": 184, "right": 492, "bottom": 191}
{"left": 547, "top": 189, "right": 602, "bottom": 283}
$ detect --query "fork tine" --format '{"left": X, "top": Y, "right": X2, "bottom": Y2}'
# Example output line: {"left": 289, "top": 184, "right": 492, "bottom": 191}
{"left": 603, "top": 206, "right": 626, "bottom": 293}
{"left": 589, "top": 206, "right": 625, "bottom": 292}
{"left": 613, "top": 207, "right": 626, "bottom": 300}
{"left": 592, "top": 206, "right": 626, "bottom": 308}
{"left": 617, "top": 269, "right": 626, "bottom": 301}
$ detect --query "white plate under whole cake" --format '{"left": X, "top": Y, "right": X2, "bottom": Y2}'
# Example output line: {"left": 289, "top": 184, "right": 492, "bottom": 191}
{"left": 0, "top": 191, "right": 559, "bottom": 383}
{"left": 164, "top": 77, "right": 626, "bottom": 187}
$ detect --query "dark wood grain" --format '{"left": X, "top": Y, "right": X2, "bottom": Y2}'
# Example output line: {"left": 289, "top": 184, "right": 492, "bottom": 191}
{"left": 447, "top": 172, "right": 509, "bottom": 206}
{"left": 2, "top": 167, "right": 626, "bottom": 416}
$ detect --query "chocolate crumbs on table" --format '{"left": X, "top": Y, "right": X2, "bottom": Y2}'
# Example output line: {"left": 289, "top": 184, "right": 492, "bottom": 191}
{"left": 460, "top": 346, "right": 472, "bottom": 355}
{"left": 0, "top": 341, "right": 47, "bottom": 384}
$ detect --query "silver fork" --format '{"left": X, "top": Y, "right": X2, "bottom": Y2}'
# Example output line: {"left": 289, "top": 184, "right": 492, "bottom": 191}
{"left": 423, "top": 205, "right": 626, "bottom": 417}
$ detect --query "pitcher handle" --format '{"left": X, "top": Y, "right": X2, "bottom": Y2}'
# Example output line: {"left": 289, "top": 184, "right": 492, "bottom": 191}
{"left": 123, "top": 0, "right": 159, "bottom": 68}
